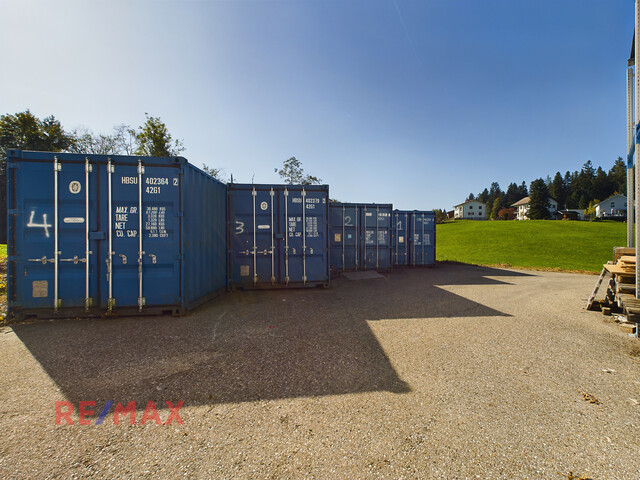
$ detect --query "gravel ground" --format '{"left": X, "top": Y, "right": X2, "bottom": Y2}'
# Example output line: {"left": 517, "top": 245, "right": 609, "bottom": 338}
{"left": 0, "top": 263, "right": 639, "bottom": 479}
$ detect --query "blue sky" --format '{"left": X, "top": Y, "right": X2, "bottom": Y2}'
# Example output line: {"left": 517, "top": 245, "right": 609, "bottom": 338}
{"left": 0, "top": 0, "right": 632, "bottom": 210}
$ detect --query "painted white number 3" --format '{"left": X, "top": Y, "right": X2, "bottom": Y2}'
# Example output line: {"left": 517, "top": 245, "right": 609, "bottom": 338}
{"left": 235, "top": 220, "right": 244, "bottom": 235}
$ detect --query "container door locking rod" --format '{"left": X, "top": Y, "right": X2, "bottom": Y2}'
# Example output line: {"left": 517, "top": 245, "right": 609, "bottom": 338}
{"left": 53, "top": 156, "right": 61, "bottom": 312}
{"left": 107, "top": 159, "right": 115, "bottom": 310}
{"left": 137, "top": 159, "right": 145, "bottom": 311}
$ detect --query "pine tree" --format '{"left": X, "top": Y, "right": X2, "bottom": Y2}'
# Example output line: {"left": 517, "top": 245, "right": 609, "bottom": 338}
{"left": 528, "top": 179, "right": 550, "bottom": 219}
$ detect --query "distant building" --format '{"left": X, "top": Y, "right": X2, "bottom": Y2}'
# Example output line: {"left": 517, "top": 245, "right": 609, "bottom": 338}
{"left": 558, "top": 209, "right": 585, "bottom": 221}
{"left": 595, "top": 194, "right": 627, "bottom": 218}
{"left": 511, "top": 196, "right": 558, "bottom": 220}
{"left": 453, "top": 200, "right": 487, "bottom": 220}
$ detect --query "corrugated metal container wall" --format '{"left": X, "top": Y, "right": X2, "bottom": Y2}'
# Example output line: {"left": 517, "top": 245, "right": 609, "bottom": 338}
{"left": 329, "top": 203, "right": 393, "bottom": 273}
{"left": 392, "top": 210, "right": 436, "bottom": 266}
{"left": 227, "top": 183, "right": 329, "bottom": 289}
{"left": 6, "top": 150, "right": 227, "bottom": 320}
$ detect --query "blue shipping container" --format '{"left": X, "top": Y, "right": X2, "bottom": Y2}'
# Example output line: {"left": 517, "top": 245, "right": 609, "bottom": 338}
{"left": 392, "top": 210, "right": 436, "bottom": 266}
{"left": 329, "top": 203, "right": 393, "bottom": 272}
{"left": 227, "top": 183, "right": 329, "bottom": 288}
{"left": 6, "top": 150, "right": 227, "bottom": 319}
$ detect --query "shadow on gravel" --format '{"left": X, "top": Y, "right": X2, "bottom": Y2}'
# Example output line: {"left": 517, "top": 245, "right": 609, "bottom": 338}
{"left": 13, "top": 263, "right": 524, "bottom": 408}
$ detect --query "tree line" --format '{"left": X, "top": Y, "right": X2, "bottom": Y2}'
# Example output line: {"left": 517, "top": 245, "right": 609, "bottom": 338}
{"left": 0, "top": 110, "right": 203, "bottom": 243}
{"left": 453, "top": 158, "right": 627, "bottom": 220}
{"left": 0, "top": 110, "right": 323, "bottom": 242}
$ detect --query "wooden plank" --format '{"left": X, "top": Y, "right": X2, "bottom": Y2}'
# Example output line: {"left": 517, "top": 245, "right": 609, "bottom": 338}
{"left": 614, "top": 247, "right": 636, "bottom": 262}
{"left": 604, "top": 264, "right": 636, "bottom": 275}
{"left": 616, "top": 283, "right": 635, "bottom": 294}
{"left": 619, "top": 255, "right": 636, "bottom": 264}
{"left": 587, "top": 267, "right": 608, "bottom": 311}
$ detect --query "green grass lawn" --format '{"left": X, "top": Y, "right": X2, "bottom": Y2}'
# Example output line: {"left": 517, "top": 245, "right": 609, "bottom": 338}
{"left": 436, "top": 220, "right": 627, "bottom": 273}
{"left": 0, "top": 244, "right": 6, "bottom": 259}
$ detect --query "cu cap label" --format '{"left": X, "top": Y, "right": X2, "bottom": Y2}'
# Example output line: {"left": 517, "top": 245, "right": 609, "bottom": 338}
{"left": 69, "top": 181, "right": 81, "bottom": 194}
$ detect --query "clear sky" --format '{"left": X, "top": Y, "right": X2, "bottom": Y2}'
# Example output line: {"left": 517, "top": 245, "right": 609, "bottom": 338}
{"left": 0, "top": 0, "right": 632, "bottom": 210}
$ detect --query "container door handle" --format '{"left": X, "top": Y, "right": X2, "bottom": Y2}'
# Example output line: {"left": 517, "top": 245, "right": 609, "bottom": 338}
{"left": 28, "top": 256, "right": 55, "bottom": 264}
{"left": 60, "top": 256, "right": 87, "bottom": 264}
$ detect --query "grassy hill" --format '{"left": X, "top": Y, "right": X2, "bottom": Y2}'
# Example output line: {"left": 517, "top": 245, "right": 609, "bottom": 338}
{"left": 436, "top": 220, "right": 626, "bottom": 273}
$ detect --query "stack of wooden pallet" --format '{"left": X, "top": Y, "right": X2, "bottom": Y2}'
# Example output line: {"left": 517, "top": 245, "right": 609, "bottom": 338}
{"left": 617, "top": 255, "right": 636, "bottom": 273}
{"left": 587, "top": 247, "right": 638, "bottom": 335}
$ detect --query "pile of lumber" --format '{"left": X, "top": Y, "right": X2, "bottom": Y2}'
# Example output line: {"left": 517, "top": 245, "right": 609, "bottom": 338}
{"left": 587, "top": 247, "right": 639, "bottom": 336}
{"left": 617, "top": 255, "right": 636, "bottom": 273}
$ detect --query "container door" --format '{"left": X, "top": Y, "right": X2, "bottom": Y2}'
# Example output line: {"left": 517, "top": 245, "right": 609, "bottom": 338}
{"left": 56, "top": 158, "right": 99, "bottom": 309}
{"left": 393, "top": 211, "right": 409, "bottom": 266}
{"left": 281, "top": 187, "right": 304, "bottom": 283}
{"left": 413, "top": 213, "right": 435, "bottom": 266}
{"left": 19, "top": 157, "right": 100, "bottom": 311}
{"left": 228, "top": 187, "right": 277, "bottom": 286}
{"left": 298, "top": 188, "right": 327, "bottom": 284}
{"left": 329, "top": 204, "right": 359, "bottom": 271}
{"left": 103, "top": 161, "right": 181, "bottom": 310}
{"left": 361, "top": 206, "right": 391, "bottom": 270}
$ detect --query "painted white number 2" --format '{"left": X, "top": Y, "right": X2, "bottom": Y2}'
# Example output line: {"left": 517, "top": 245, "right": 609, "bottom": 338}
{"left": 173, "top": 178, "right": 179, "bottom": 186}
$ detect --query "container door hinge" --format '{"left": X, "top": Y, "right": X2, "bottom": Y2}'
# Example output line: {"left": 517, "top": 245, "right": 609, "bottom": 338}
{"left": 176, "top": 212, "right": 184, "bottom": 217}
{"left": 177, "top": 297, "right": 184, "bottom": 304}
{"left": 8, "top": 209, "right": 19, "bottom": 216}
{"left": 176, "top": 254, "right": 184, "bottom": 260}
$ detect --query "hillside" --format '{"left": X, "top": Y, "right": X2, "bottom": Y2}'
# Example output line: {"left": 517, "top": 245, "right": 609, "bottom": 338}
{"left": 436, "top": 220, "right": 626, "bottom": 273}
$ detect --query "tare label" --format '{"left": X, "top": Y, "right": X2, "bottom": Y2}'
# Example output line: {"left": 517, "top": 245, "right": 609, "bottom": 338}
{"left": 114, "top": 206, "right": 139, "bottom": 238}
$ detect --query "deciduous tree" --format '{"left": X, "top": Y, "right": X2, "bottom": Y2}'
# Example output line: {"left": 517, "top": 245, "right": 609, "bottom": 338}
{"left": 275, "top": 157, "right": 322, "bottom": 185}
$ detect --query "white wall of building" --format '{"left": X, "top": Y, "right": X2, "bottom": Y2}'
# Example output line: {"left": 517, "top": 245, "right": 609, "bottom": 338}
{"left": 595, "top": 194, "right": 627, "bottom": 218}
{"left": 454, "top": 200, "right": 487, "bottom": 220}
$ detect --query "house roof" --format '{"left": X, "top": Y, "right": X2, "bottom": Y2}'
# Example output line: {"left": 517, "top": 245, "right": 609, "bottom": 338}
{"left": 511, "top": 196, "right": 530, "bottom": 207}
{"left": 511, "top": 196, "right": 558, "bottom": 207}
{"left": 596, "top": 193, "right": 627, "bottom": 207}
{"left": 453, "top": 199, "right": 487, "bottom": 208}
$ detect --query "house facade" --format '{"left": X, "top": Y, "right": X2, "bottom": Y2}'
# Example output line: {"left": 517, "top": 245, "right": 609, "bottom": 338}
{"left": 595, "top": 194, "right": 627, "bottom": 218}
{"left": 511, "top": 196, "right": 558, "bottom": 220}
{"left": 453, "top": 200, "right": 487, "bottom": 220}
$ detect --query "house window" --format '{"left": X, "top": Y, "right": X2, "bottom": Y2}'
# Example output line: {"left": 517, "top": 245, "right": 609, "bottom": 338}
{"left": 611, "top": 202, "right": 615, "bottom": 208}
{"left": 470, "top": 212, "right": 474, "bottom": 216}
{"left": 469, "top": 206, "right": 473, "bottom": 209}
